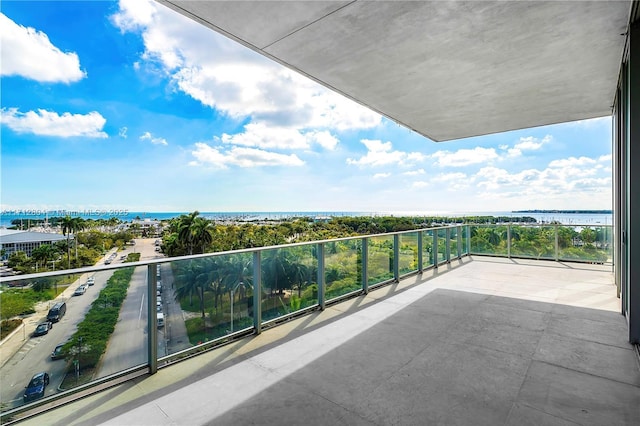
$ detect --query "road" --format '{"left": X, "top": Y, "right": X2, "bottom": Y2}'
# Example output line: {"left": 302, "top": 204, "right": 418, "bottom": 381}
{"left": 0, "top": 265, "right": 116, "bottom": 410}
{"left": 0, "top": 239, "right": 192, "bottom": 410}
{"left": 97, "top": 239, "right": 166, "bottom": 376}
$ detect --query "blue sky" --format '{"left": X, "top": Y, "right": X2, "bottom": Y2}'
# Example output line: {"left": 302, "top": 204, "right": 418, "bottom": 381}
{"left": 1, "top": 0, "right": 613, "bottom": 214}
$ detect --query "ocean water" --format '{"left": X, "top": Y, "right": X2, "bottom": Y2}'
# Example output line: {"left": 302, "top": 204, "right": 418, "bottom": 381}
{"left": 0, "top": 209, "right": 613, "bottom": 229}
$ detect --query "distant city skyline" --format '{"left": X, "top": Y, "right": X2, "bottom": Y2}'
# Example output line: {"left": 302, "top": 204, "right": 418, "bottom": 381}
{"left": 1, "top": 1, "right": 613, "bottom": 213}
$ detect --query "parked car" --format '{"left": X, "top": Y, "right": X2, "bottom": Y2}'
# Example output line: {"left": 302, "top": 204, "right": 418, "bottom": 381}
{"left": 104, "top": 259, "right": 112, "bottom": 265}
{"left": 73, "top": 285, "right": 87, "bottom": 296}
{"left": 47, "top": 302, "right": 66, "bottom": 322}
{"left": 33, "top": 322, "right": 53, "bottom": 337}
{"left": 50, "top": 343, "right": 67, "bottom": 360}
{"left": 23, "top": 372, "right": 49, "bottom": 403}
{"left": 86, "top": 277, "right": 95, "bottom": 286}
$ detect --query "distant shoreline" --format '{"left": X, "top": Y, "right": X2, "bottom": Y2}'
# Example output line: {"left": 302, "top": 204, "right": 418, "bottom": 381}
{"left": 512, "top": 210, "right": 612, "bottom": 214}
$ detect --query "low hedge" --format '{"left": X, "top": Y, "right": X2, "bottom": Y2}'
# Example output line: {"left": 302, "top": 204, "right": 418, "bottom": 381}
{"left": 63, "top": 266, "right": 134, "bottom": 374}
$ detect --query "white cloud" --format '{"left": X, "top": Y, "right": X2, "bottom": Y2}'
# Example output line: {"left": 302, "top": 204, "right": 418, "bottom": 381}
{"left": 220, "top": 124, "right": 305, "bottom": 149}
{"left": 548, "top": 156, "right": 596, "bottom": 168}
{"left": 412, "top": 181, "right": 429, "bottom": 188}
{"left": 507, "top": 135, "right": 552, "bottom": 158}
{"left": 111, "top": 0, "right": 381, "bottom": 135}
{"left": 429, "top": 172, "right": 471, "bottom": 191}
{"left": 307, "top": 130, "right": 339, "bottom": 151}
{"left": 475, "top": 153, "right": 610, "bottom": 200}
{"left": 140, "top": 131, "right": 168, "bottom": 146}
{"left": 432, "top": 147, "right": 498, "bottom": 167}
{"left": 191, "top": 142, "right": 304, "bottom": 169}
{"left": 432, "top": 172, "right": 467, "bottom": 182}
{"left": 0, "top": 108, "right": 107, "bottom": 138}
{"left": 0, "top": 13, "right": 85, "bottom": 83}
{"left": 403, "top": 169, "right": 425, "bottom": 176}
{"left": 119, "top": 127, "right": 128, "bottom": 138}
{"left": 514, "top": 135, "right": 551, "bottom": 151}
{"left": 347, "top": 139, "right": 425, "bottom": 167}
{"left": 373, "top": 173, "right": 391, "bottom": 179}
{"left": 598, "top": 154, "right": 612, "bottom": 163}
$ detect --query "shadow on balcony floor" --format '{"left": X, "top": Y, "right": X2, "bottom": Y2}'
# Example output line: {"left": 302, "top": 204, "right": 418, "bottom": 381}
{"left": 21, "top": 256, "right": 640, "bottom": 426}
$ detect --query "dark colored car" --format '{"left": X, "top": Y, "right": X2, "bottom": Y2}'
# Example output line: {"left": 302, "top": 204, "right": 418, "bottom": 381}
{"left": 23, "top": 372, "right": 49, "bottom": 403}
{"left": 32, "top": 322, "right": 52, "bottom": 337}
{"left": 51, "top": 343, "right": 67, "bottom": 360}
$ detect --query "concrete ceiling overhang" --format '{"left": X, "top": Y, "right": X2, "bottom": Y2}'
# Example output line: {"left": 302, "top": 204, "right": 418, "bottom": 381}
{"left": 158, "top": 0, "right": 631, "bottom": 142}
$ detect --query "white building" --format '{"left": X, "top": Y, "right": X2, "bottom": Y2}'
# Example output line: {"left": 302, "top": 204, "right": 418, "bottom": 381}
{"left": 0, "top": 229, "right": 67, "bottom": 259}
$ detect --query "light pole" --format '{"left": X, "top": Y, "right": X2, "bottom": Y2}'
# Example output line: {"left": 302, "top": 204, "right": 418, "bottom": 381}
{"left": 230, "top": 281, "right": 244, "bottom": 333}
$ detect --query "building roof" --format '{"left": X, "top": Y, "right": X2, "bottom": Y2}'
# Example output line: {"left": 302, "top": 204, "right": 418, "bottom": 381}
{"left": 0, "top": 230, "right": 67, "bottom": 244}
{"left": 159, "top": 0, "right": 630, "bottom": 141}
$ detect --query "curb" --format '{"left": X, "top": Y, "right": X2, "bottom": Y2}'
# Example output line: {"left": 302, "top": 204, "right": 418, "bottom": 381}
{"left": 0, "top": 323, "right": 25, "bottom": 348}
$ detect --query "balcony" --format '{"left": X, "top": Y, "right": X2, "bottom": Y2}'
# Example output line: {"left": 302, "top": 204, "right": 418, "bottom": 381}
{"left": 1, "top": 224, "right": 638, "bottom": 425}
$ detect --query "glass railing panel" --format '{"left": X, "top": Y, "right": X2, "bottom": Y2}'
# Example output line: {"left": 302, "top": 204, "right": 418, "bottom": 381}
{"left": 596, "top": 225, "right": 614, "bottom": 263}
{"left": 422, "top": 229, "right": 435, "bottom": 268}
{"left": 510, "top": 225, "right": 555, "bottom": 260}
{"left": 449, "top": 227, "right": 459, "bottom": 258}
{"left": 168, "top": 253, "right": 254, "bottom": 351}
{"left": 367, "top": 235, "right": 394, "bottom": 285}
{"left": 557, "top": 225, "right": 612, "bottom": 264}
{"left": 1, "top": 265, "right": 148, "bottom": 410}
{"left": 436, "top": 228, "right": 447, "bottom": 263}
{"left": 399, "top": 232, "right": 419, "bottom": 275}
{"left": 260, "top": 245, "right": 317, "bottom": 323}
{"left": 461, "top": 226, "right": 469, "bottom": 255}
{"left": 469, "top": 225, "right": 508, "bottom": 256}
{"left": 324, "top": 239, "right": 362, "bottom": 301}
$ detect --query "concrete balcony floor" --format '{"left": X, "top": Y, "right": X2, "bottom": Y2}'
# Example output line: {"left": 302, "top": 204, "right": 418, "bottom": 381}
{"left": 20, "top": 256, "right": 640, "bottom": 426}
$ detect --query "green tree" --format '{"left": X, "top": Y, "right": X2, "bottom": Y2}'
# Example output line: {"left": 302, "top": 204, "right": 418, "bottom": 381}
{"left": 31, "top": 244, "right": 56, "bottom": 271}
{"left": 72, "top": 217, "right": 86, "bottom": 264}
{"left": 178, "top": 211, "right": 201, "bottom": 255}
{"left": 60, "top": 216, "right": 75, "bottom": 269}
{"left": 191, "top": 217, "right": 215, "bottom": 254}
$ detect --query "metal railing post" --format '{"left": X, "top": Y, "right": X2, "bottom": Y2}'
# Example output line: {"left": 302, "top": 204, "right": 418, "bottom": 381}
{"left": 362, "top": 237, "right": 369, "bottom": 294}
{"left": 433, "top": 229, "right": 438, "bottom": 267}
{"left": 393, "top": 234, "right": 400, "bottom": 281}
{"left": 445, "top": 227, "right": 451, "bottom": 263}
{"left": 147, "top": 264, "right": 158, "bottom": 374}
{"left": 417, "top": 231, "right": 423, "bottom": 271}
{"left": 466, "top": 225, "right": 471, "bottom": 254}
{"left": 555, "top": 224, "right": 559, "bottom": 261}
{"left": 253, "top": 251, "right": 262, "bottom": 335}
{"left": 507, "top": 224, "right": 512, "bottom": 259}
{"left": 317, "top": 243, "right": 325, "bottom": 310}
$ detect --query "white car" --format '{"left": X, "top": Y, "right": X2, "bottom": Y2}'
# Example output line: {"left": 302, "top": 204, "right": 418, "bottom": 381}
{"left": 73, "top": 285, "right": 87, "bottom": 296}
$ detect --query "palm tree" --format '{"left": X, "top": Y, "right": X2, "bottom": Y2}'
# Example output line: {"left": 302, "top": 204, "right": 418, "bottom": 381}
{"left": 191, "top": 217, "right": 214, "bottom": 254}
{"left": 60, "top": 216, "right": 74, "bottom": 268}
{"left": 71, "top": 217, "right": 86, "bottom": 264}
{"left": 178, "top": 211, "right": 200, "bottom": 255}
{"left": 31, "top": 244, "right": 55, "bottom": 271}
{"left": 221, "top": 254, "right": 253, "bottom": 303}
{"left": 175, "top": 258, "right": 215, "bottom": 320}
{"left": 262, "top": 249, "right": 292, "bottom": 295}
